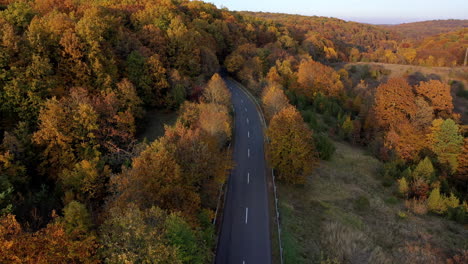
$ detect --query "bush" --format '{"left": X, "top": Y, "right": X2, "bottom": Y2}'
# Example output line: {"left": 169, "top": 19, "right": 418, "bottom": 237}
{"left": 397, "top": 211, "right": 407, "bottom": 219}
{"left": 354, "top": 196, "right": 370, "bottom": 212}
{"left": 405, "top": 198, "right": 428, "bottom": 215}
{"left": 447, "top": 206, "right": 467, "bottom": 224}
{"left": 313, "top": 133, "right": 336, "bottom": 160}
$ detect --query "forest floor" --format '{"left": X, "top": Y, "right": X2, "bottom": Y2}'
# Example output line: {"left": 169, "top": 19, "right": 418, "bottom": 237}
{"left": 278, "top": 141, "right": 468, "bottom": 264}
{"left": 137, "top": 109, "right": 177, "bottom": 142}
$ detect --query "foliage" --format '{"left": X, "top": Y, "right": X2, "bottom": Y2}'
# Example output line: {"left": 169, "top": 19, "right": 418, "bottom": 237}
{"left": 267, "top": 106, "right": 318, "bottom": 184}
{"left": 202, "top": 73, "right": 231, "bottom": 108}
{"left": 428, "top": 119, "right": 463, "bottom": 173}
{"left": 0, "top": 213, "right": 100, "bottom": 264}
{"left": 296, "top": 59, "right": 344, "bottom": 98}
{"left": 261, "top": 83, "right": 291, "bottom": 121}
{"left": 313, "top": 133, "right": 336, "bottom": 161}
{"left": 398, "top": 177, "right": 409, "bottom": 197}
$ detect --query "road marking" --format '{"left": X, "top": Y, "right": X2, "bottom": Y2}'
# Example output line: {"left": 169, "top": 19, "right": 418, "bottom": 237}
{"left": 245, "top": 207, "right": 248, "bottom": 224}
{"left": 243, "top": 261, "right": 245, "bottom": 264}
{"left": 248, "top": 131, "right": 250, "bottom": 138}
{"left": 241, "top": 99, "right": 244, "bottom": 103}
{"left": 248, "top": 148, "right": 250, "bottom": 158}
{"left": 246, "top": 118, "right": 249, "bottom": 124}
{"left": 247, "top": 172, "right": 250, "bottom": 184}
{"left": 245, "top": 107, "right": 247, "bottom": 112}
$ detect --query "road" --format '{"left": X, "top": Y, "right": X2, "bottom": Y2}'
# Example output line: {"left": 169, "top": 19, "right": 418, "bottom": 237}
{"left": 215, "top": 78, "right": 271, "bottom": 264}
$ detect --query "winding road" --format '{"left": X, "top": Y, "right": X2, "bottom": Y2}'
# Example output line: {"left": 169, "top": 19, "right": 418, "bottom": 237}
{"left": 215, "top": 78, "right": 271, "bottom": 264}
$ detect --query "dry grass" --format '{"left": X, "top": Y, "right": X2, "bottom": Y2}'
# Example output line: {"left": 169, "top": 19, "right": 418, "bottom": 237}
{"left": 278, "top": 141, "right": 468, "bottom": 264}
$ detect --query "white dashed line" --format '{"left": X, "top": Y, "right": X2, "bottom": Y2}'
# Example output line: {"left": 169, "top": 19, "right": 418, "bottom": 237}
{"left": 246, "top": 118, "right": 249, "bottom": 124}
{"left": 245, "top": 107, "right": 247, "bottom": 112}
{"left": 248, "top": 148, "right": 250, "bottom": 158}
{"left": 247, "top": 172, "right": 250, "bottom": 184}
{"left": 245, "top": 207, "right": 248, "bottom": 224}
{"left": 248, "top": 131, "right": 250, "bottom": 138}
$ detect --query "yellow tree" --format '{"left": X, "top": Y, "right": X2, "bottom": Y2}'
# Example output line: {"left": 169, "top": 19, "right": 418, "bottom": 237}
{"left": 267, "top": 106, "right": 318, "bottom": 184}
{"left": 261, "top": 83, "right": 291, "bottom": 121}
{"left": 202, "top": 73, "right": 231, "bottom": 108}
{"left": 112, "top": 140, "right": 200, "bottom": 219}
{"left": 296, "top": 59, "right": 343, "bottom": 98}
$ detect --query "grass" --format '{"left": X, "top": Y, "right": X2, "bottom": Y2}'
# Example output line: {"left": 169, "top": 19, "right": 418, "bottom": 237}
{"left": 278, "top": 141, "right": 468, "bottom": 264}
{"left": 137, "top": 109, "right": 178, "bottom": 142}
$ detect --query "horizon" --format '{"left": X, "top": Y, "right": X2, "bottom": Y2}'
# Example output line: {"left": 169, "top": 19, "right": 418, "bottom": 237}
{"left": 207, "top": 0, "right": 468, "bottom": 25}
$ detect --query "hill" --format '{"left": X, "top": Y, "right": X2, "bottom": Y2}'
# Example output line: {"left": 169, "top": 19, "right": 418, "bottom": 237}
{"left": 382, "top": 19, "right": 468, "bottom": 40}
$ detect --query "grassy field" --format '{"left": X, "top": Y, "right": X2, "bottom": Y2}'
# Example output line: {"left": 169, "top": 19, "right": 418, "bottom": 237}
{"left": 279, "top": 141, "right": 467, "bottom": 264}
{"left": 137, "top": 109, "right": 178, "bottom": 142}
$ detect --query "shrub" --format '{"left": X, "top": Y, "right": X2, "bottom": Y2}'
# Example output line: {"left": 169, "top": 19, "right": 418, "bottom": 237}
{"left": 313, "top": 133, "right": 336, "bottom": 160}
{"left": 354, "top": 196, "right": 370, "bottom": 212}
{"left": 397, "top": 177, "right": 409, "bottom": 196}
{"left": 397, "top": 211, "right": 407, "bottom": 219}
{"left": 447, "top": 206, "right": 467, "bottom": 224}
{"left": 412, "top": 157, "right": 435, "bottom": 182}
{"left": 410, "top": 178, "right": 430, "bottom": 199}
{"left": 427, "top": 187, "right": 447, "bottom": 214}
{"left": 405, "top": 198, "right": 428, "bottom": 215}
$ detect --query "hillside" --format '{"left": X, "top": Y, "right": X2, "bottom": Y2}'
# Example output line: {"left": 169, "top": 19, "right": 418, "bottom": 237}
{"left": 382, "top": 19, "right": 468, "bottom": 40}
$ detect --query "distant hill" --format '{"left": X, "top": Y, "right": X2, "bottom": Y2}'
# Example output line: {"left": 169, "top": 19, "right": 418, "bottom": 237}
{"left": 241, "top": 11, "right": 398, "bottom": 53}
{"left": 381, "top": 19, "right": 468, "bottom": 40}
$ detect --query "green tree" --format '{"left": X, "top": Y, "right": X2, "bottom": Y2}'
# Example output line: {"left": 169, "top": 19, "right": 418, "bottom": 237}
{"left": 63, "top": 200, "right": 92, "bottom": 234}
{"left": 100, "top": 204, "right": 180, "bottom": 264}
{"left": 429, "top": 119, "right": 463, "bottom": 173}
{"left": 412, "top": 157, "right": 435, "bottom": 182}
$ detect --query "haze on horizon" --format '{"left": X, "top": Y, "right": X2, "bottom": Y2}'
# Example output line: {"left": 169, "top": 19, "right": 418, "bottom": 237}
{"left": 208, "top": 0, "right": 468, "bottom": 24}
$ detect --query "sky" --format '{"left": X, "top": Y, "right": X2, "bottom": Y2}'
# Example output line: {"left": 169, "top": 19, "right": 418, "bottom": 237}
{"left": 207, "top": 0, "right": 468, "bottom": 24}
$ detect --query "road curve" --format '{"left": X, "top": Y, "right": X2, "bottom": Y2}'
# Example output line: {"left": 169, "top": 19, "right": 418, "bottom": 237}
{"left": 215, "top": 78, "right": 271, "bottom": 264}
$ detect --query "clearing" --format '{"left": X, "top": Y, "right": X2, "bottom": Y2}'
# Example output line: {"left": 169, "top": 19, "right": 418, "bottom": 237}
{"left": 279, "top": 141, "right": 467, "bottom": 264}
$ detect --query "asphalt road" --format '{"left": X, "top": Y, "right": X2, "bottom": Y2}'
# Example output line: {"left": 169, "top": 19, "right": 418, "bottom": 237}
{"left": 215, "top": 78, "right": 271, "bottom": 264}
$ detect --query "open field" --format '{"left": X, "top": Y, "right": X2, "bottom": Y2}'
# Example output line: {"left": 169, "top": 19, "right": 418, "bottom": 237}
{"left": 279, "top": 141, "right": 468, "bottom": 264}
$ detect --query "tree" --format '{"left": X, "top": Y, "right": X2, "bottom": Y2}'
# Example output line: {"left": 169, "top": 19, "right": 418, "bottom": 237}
{"left": 428, "top": 119, "right": 463, "bottom": 173}
{"left": 411, "top": 97, "right": 433, "bottom": 130}
{"left": 427, "top": 188, "right": 447, "bottom": 214}
{"left": 455, "top": 138, "right": 468, "bottom": 184}
{"left": 112, "top": 140, "right": 200, "bottom": 218}
{"left": 63, "top": 200, "right": 92, "bottom": 235}
{"left": 412, "top": 157, "right": 435, "bottom": 182}
{"left": 198, "top": 103, "right": 232, "bottom": 146}
{"left": 33, "top": 89, "right": 100, "bottom": 178}
{"left": 296, "top": 59, "right": 344, "bottom": 98}
{"left": 415, "top": 80, "right": 453, "bottom": 116}
{"left": 0, "top": 213, "right": 99, "bottom": 264}
{"left": 100, "top": 204, "right": 180, "bottom": 264}
{"left": 374, "top": 78, "right": 417, "bottom": 129}
{"left": 202, "top": 73, "right": 231, "bottom": 108}
{"left": 398, "top": 177, "right": 409, "bottom": 196}
{"left": 384, "top": 121, "right": 426, "bottom": 161}
{"left": 261, "top": 83, "right": 290, "bottom": 121}
{"left": 267, "top": 106, "right": 318, "bottom": 184}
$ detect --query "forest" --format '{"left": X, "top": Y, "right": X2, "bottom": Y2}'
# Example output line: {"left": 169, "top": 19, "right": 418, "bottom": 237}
{"left": 0, "top": 0, "right": 466, "bottom": 263}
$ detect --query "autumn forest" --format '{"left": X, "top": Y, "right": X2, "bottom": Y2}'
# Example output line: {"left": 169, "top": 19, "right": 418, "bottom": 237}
{"left": 0, "top": 0, "right": 467, "bottom": 263}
